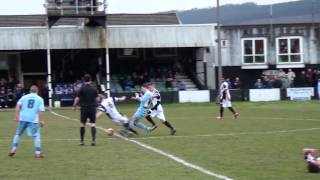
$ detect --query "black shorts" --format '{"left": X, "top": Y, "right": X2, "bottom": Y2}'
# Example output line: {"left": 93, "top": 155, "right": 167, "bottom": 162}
{"left": 80, "top": 107, "right": 96, "bottom": 124}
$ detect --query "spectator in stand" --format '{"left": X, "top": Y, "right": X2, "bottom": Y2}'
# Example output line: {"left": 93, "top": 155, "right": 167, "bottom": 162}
{"left": 272, "top": 77, "right": 282, "bottom": 88}
{"left": 306, "top": 68, "right": 314, "bottom": 86}
{"left": 172, "top": 62, "right": 182, "bottom": 77}
{"left": 0, "top": 86, "right": 7, "bottom": 108}
{"left": 278, "top": 69, "right": 286, "bottom": 79}
{"left": 7, "top": 88, "right": 15, "bottom": 108}
{"left": 74, "top": 80, "right": 82, "bottom": 93}
{"left": 287, "top": 69, "right": 296, "bottom": 87}
{"left": 316, "top": 69, "right": 320, "bottom": 81}
{"left": 165, "top": 72, "right": 174, "bottom": 88}
{"left": 254, "top": 79, "right": 263, "bottom": 89}
{"left": 55, "top": 84, "right": 64, "bottom": 95}
{"left": 0, "top": 77, "right": 7, "bottom": 88}
{"left": 125, "top": 76, "right": 134, "bottom": 89}
{"left": 233, "top": 77, "right": 241, "bottom": 89}
{"left": 14, "top": 83, "right": 25, "bottom": 101}
{"left": 66, "top": 84, "right": 74, "bottom": 94}
{"left": 177, "top": 80, "right": 187, "bottom": 91}
{"left": 299, "top": 71, "right": 308, "bottom": 87}
{"left": 262, "top": 76, "right": 273, "bottom": 88}
{"left": 312, "top": 69, "right": 318, "bottom": 87}
{"left": 8, "top": 76, "right": 19, "bottom": 89}
{"left": 281, "top": 74, "right": 289, "bottom": 89}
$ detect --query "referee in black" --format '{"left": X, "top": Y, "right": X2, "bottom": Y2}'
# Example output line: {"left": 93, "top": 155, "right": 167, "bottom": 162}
{"left": 73, "top": 74, "right": 98, "bottom": 146}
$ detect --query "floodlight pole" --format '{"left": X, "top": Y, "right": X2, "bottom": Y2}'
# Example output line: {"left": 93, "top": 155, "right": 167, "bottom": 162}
{"left": 104, "top": 0, "right": 110, "bottom": 96}
{"left": 46, "top": 1, "right": 53, "bottom": 108}
{"left": 216, "top": 0, "right": 223, "bottom": 84}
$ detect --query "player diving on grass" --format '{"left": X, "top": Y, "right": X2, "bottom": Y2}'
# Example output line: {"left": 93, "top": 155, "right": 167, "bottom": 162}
{"left": 96, "top": 94, "right": 138, "bottom": 135}
{"left": 144, "top": 82, "right": 176, "bottom": 135}
{"left": 303, "top": 148, "right": 320, "bottom": 173}
{"left": 216, "top": 77, "right": 239, "bottom": 120}
{"left": 130, "top": 83, "right": 154, "bottom": 132}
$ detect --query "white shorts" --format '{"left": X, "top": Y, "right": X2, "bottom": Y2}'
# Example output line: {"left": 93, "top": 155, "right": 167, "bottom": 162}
{"left": 221, "top": 99, "right": 232, "bottom": 108}
{"left": 150, "top": 110, "right": 166, "bottom": 122}
{"left": 110, "top": 114, "right": 129, "bottom": 126}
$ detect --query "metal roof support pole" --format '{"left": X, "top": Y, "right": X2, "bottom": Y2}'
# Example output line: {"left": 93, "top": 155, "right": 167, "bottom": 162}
{"left": 216, "top": 0, "right": 223, "bottom": 83}
{"left": 104, "top": 0, "right": 110, "bottom": 96}
{"left": 76, "top": 0, "right": 79, "bottom": 14}
{"left": 46, "top": 18, "right": 53, "bottom": 108}
{"left": 270, "top": 4, "right": 274, "bottom": 45}
{"left": 91, "top": 0, "right": 94, "bottom": 15}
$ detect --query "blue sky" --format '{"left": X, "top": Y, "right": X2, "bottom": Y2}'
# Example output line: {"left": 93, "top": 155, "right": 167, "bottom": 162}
{"left": 0, "top": 0, "right": 298, "bottom": 15}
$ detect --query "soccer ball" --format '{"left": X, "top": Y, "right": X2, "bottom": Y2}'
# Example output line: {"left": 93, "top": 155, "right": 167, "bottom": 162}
{"left": 106, "top": 128, "right": 114, "bottom": 136}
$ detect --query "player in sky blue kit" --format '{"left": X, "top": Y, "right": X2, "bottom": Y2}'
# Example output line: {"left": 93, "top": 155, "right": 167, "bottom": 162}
{"left": 8, "top": 85, "right": 45, "bottom": 159}
{"left": 130, "top": 83, "right": 153, "bottom": 132}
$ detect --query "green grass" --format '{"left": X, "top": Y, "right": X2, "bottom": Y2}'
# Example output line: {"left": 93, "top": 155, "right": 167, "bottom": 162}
{"left": 1, "top": 101, "right": 320, "bottom": 180}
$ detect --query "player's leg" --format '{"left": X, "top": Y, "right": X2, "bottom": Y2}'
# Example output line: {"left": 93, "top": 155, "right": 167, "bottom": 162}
{"left": 122, "top": 122, "right": 139, "bottom": 135}
{"left": 9, "top": 121, "right": 28, "bottom": 156}
{"left": 29, "top": 123, "right": 43, "bottom": 159}
{"left": 88, "top": 107, "right": 97, "bottom": 146}
{"left": 217, "top": 104, "right": 224, "bottom": 120}
{"left": 117, "top": 115, "right": 139, "bottom": 135}
{"left": 131, "top": 110, "right": 152, "bottom": 132}
{"left": 226, "top": 101, "right": 239, "bottom": 118}
{"left": 146, "top": 110, "right": 157, "bottom": 131}
{"left": 145, "top": 115, "right": 156, "bottom": 127}
{"left": 157, "top": 112, "right": 176, "bottom": 135}
{"left": 80, "top": 108, "right": 87, "bottom": 145}
{"left": 145, "top": 110, "right": 157, "bottom": 126}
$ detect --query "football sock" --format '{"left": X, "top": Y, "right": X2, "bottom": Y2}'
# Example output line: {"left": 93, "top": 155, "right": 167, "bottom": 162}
{"left": 33, "top": 134, "right": 41, "bottom": 153}
{"left": 136, "top": 122, "right": 150, "bottom": 132}
{"left": 129, "top": 128, "right": 138, "bottom": 135}
{"left": 146, "top": 116, "right": 156, "bottom": 126}
{"left": 123, "top": 123, "right": 138, "bottom": 134}
{"left": 163, "top": 121, "right": 174, "bottom": 130}
{"left": 80, "top": 127, "right": 85, "bottom": 142}
{"left": 91, "top": 127, "right": 96, "bottom": 142}
{"left": 220, "top": 106, "right": 224, "bottom": 117}
{"left": 228, "top": 107, "right": 236, "bottom": 114}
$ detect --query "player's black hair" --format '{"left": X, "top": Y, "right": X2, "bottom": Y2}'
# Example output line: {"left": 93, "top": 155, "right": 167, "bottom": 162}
{"left": 307, "top": 163, "right": 320, "bottom": 173}
{"left": 84, "top": 74, "right": 91, "bottom": 82}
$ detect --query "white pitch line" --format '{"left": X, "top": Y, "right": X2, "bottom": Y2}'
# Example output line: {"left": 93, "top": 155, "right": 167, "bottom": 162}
{"left": 50, "top": 111, "right": 234, "bottom": 180}
{"left": 173, "top": 116, "right": 320, "bottom": 122}
{"left": 132, "top": 127, "right": 320, "bottom": 140}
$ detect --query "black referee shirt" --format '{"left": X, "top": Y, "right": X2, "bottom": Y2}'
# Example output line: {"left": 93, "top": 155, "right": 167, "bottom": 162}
{"left": 77, "top": 84, "right": 98, "bottom": 107}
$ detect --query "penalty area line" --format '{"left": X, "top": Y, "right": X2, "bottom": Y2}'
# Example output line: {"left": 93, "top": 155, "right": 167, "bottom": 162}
{"left": 50, "top": 111, "right": 234, "bottom": 180}
{"left": 133, "top": 127, "right": 320, "bottom": 140}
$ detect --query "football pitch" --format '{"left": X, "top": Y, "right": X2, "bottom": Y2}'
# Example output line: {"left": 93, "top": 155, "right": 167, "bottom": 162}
{"left": 0, "top": 101, "right": 320, "bottom": 180}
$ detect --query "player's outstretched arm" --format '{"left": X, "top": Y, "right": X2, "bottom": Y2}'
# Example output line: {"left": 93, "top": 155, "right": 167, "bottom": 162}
{"left": 116, "top": 96, "right": 126, "bottom": 102}
{"left": 96, "top": 110, "right": 104, "bottom": 119}
{"left": 131, "top": 93, "right": 140, "bottom": 101}
{"left": 303, "top": 148, "right": 320, "bottom": 155}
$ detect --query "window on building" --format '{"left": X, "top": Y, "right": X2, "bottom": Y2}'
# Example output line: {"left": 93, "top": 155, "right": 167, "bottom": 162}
{"left": 241, "top": 38, "right": 267, "bottom": 64}
{"left": 117, "top": 48, "right": 139, "bottom": 58}
{"left": 276, "top": 36, "right": 303, "bottom": 63}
